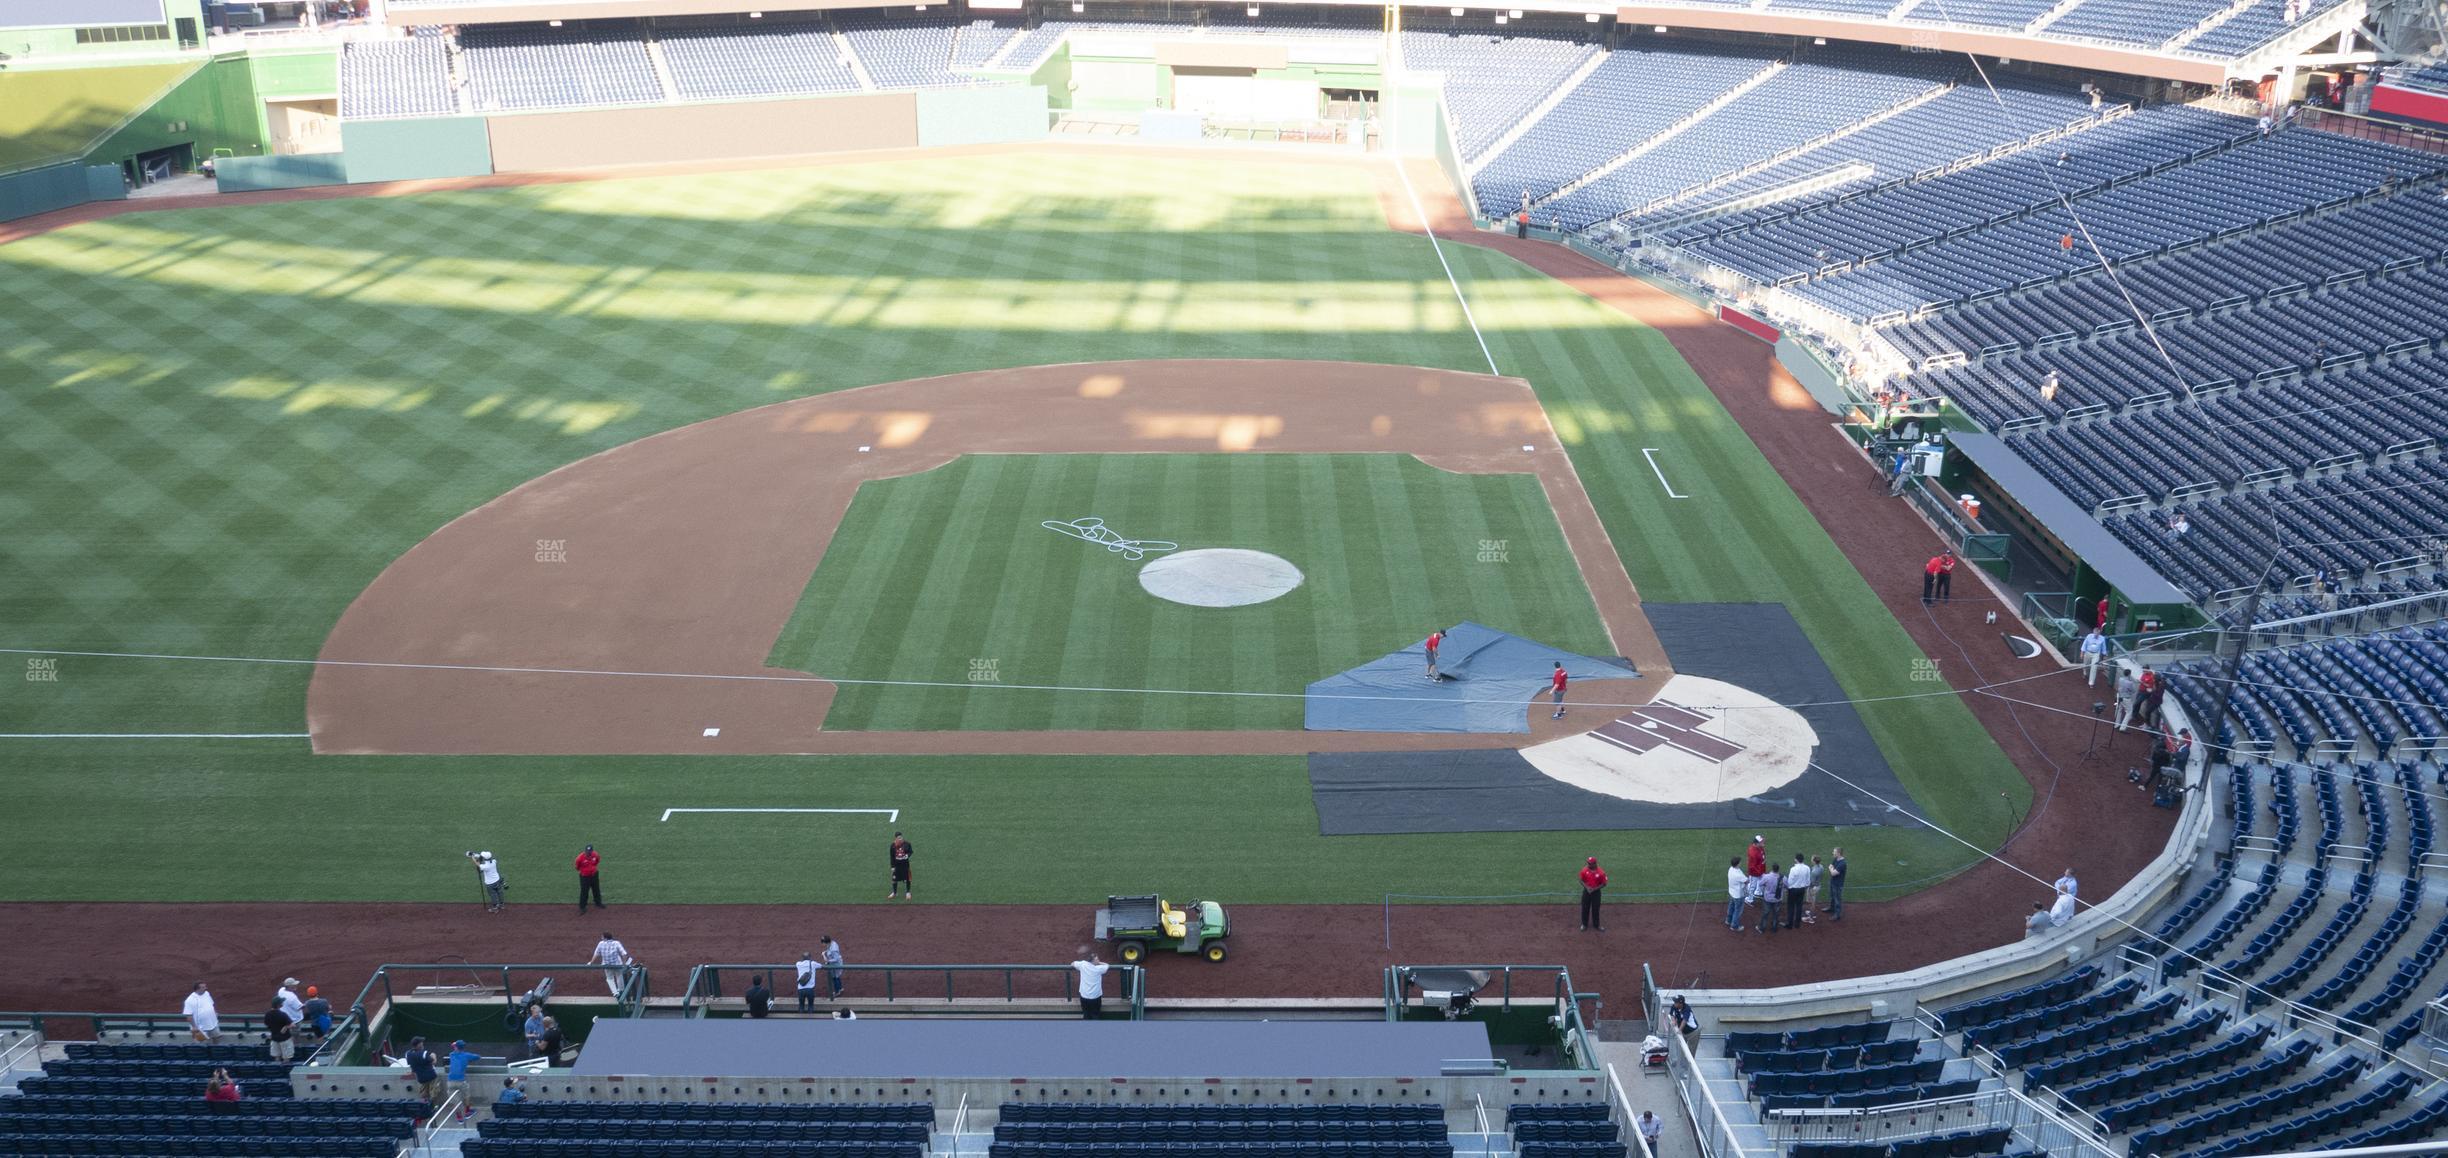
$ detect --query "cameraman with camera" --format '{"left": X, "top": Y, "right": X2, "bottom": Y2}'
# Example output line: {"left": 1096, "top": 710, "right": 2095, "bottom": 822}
{"left": 467, "top": 851, "right": 507, "bottom": 913}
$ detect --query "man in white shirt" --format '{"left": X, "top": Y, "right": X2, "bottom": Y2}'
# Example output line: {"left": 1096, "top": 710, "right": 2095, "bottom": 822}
{"left": 1724, "top": 857, "right": 1747, "bottom": 931}
{"left": 2079, "top": 630, "right": 2108, "bottom": 685}
{"left": 276, "top": 978, "right": 305, "bottom": 1028}
{"left": 183, "top": 981, "right": 220, "bottom": 1043}
{"left": 794, "top": 952, "right": 819, "bottom": 1014}
{"left": 590, "top": 932, "right": 631, "bottom": 996}
{"left": 1637, "top": 1110, "right": 1664, "bottom": 1154}
{"left": 1071, "top": 948, "right": 1109, "bottom": 1020}
{"left": 467, "top": 851, "right": 505, "bottom": 913}
{"left": 2049, "top": 885, "right": 2077, "bottom": 928}
{"left": 1783, "top": 855, "right": 1813, "bottom": 930}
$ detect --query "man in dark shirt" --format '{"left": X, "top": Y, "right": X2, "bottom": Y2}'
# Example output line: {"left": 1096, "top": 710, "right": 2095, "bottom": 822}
{"left": 887, "top": 833, "right": 914, "bottom": 899}
{"left": 402, "top": 1037, "right": 442, "bottom": 1106}
{"left": 744, "top": 975, "right": 772, "bottom": 1019}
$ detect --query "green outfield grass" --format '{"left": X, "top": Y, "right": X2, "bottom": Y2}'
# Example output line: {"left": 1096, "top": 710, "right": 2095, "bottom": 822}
{"left": 0, "top": 149, "right": 2028, "bottom": 904}
{"left": 769, "top": 453, "right": 1612, "bottom": 730}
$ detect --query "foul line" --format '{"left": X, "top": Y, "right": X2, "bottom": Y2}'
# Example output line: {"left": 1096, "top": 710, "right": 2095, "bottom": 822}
{"left": 662, "top": 808, "right": 899, "bottom": 823}
{"left": 0, "top": 642, "right": 2081, "bottom": 716}
{"left": 0, "top": 732, "right": 309, "bottom": 739}
{"left": 1640, "top": 448, "right": 1689, "bottom": 499}
{"left": 1391, "top": 156, "right": 1500, "bottom": 377}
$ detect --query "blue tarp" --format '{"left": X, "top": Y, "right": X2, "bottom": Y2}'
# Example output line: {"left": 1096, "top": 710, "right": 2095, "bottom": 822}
{"left": 1304, "top": 622, "right": 1638, "bottom": 733}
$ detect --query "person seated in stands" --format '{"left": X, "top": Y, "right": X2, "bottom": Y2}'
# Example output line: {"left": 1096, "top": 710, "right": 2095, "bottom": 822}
{"left": 205, "top": 1069, "right": 242, "bottom": 1111}
{"left": 497, "top": 1077, "right": 527, "bottom": 1105}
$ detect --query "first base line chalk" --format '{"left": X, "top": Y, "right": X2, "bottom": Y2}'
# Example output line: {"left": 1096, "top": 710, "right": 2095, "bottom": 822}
{"left": 661, "top": 807, "right": 900, "bottom": 823}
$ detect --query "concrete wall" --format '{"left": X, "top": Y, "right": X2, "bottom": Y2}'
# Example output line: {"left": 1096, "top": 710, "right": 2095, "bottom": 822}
{"left": 485, "top": 93, "right": 920, "bottom": 173}
{"left": 0, "top": 161, "right": 125, "bottom": 223}
{"left": 342, "top": 116, "right": 495, "bottom": 184}
{"left": 214, "top": 149, "right": 345, "bottom": 191}
{"left": 914, "top": 86, "right": 1049, "bottom": 148}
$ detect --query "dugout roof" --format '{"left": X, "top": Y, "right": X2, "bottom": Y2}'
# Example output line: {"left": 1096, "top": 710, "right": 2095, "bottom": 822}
{"left": 573, "top": 1019, "right": 1495, "bottom": 1078}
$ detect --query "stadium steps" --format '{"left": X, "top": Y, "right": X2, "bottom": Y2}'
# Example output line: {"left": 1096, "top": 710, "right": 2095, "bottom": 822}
{"left": 2024, "top": 0, "right": 2092, "bottom": 33}
{"left": 445, "top": 34, "right": 471, "bottom": 115}
{"left": 830, "top": 20, "right": 880, "bottom": 91}
{"left": 1534, "top": 59, "right": 1788, "bottom": 206}
{"left": 1461, "top": 50, "right": 1612, "bottom": 174}
{"left": 644, "top": 36, "right": 681, "bottom": 103}
{"left": 2162, "top": 0, "right": 2260, "bottom": 50}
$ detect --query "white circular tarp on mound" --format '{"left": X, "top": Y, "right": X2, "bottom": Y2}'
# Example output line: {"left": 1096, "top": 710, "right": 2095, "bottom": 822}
{"left": 1138, "top": 549, "right": 1304, "bottom": 608}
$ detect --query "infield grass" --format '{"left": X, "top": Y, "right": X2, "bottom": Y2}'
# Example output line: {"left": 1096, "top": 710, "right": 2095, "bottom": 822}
{"left": 0, "top": 149, "right": 2027, "bottom": 904}
{"left": 768, "top": 453, "right": 1612, "bottom": 730}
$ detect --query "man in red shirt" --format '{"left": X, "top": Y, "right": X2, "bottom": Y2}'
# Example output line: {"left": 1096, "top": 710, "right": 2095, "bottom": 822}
{"left": 1746, "top": 836, "right": 1766, "bottom": 878}
{"left": 575, "top": 845, "right": 603, "bottom": 914}
{"left": 1578, "top": 856, "right": 1608, "bottom": 931}
{"left": 1934, "top": 551, "right": 1958, "bottom": 603}
{"left": 1922, "top": 555, "right": 1944, "bottom": 604}
{"left": 1424, "top": 629, "right": 1444, "bottom": 681}
{"left": 1549, "top": 662, "right": 1569, "bottom": 720}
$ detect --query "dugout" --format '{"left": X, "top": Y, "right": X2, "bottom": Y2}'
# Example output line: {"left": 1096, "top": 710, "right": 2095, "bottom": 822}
{"left": 1942, "top": 432, "right": 2197, "bottom": 642}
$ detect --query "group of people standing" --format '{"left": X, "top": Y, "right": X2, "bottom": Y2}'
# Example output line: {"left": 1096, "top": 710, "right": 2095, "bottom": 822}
{"left": 1726, "top": 838, "right": 1845, "bottom": 933}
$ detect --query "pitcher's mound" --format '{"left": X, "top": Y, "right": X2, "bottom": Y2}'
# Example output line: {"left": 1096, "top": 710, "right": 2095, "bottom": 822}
{"left": 1139, "top": 549, "right": 1304, "bottom": 607}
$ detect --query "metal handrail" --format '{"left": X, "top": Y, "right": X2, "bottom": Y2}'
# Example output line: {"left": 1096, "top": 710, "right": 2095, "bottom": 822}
{"left": 948, "top": 1090, "right": 971, "bottom": 1158}
{"left": 413, "top": 1088, "right": 465, "bottom": 1155}
{"left": 1472, "top": 1091, "right": 1495, "bottom": 1158}
{"left": 1609, "top": 1062, "right": 1656, "bottom": 1158}
{"left": 680, "top": 963, "right": 1146, "bottom": 1020}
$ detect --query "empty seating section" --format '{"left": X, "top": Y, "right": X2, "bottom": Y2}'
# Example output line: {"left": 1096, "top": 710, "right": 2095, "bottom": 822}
{"left": 1543, "top": 48, "right": 1959, "bottom": 227}
{"left": 660, "top": 19, "right": 863, "bottom": 100}
{"left": 1898, "top": 0, "right": 2062, "bottom": 30}
{"left": 835, "top": 10, "right": 1013, "bottom": 88}
{"left": 2046, "top": 0, "right": 2232, "bottom": 49}
{"left": 1004, "top": 16, "right": 1326, "bottom": 70}
{"left": 2166, "top": 638, "right": 2448, "bottom": 766}
{"left": 2103, "top": 459, "right": 2448, "bottom": 598}
{"left": 338, "top": 38, "right": 454, "bottom": 119}
{"left": 1932, "top": 965, "right": 2099, "bottom": 1031}
{"left": 1642, "top": 83, "right": 2097, "bottom": 234}
{"left": 1795, "top": 124, "right": 2439, "bottom": 318}
{"left": 991, "top": 1101, "right": 1451, "bottom": 1158}
{"left": 1399, "top": 30, "right": 1598, "bottom": 161}
{"left": 0, "top": 1041, "right": 418, "bottom": 1157}
{"left": 465, "top": 1100, "right": 930, "bottom": 1158}
{"left": 1507, "top": 1103, "right": 1625, "bottom": 1158}
{"left": 1470, "top": 41, "right": 1778, "bottom": 216}
{"left": 461, "top": 22, "right": 663, "bottom": 112}
{"left": 2181, "top": 0, "right": 2351, "bottom": 56}
{"left": 2124, "top": 1057, "right": 2365, "bottom": 1156}
{"left": 1724, "top": 1019, "right": 1895, "bottom": 1055}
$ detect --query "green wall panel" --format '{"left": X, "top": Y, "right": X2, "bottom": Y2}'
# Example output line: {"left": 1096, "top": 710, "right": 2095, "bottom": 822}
{"left": 250, "top": 48, "right": 340, "bottom": 99}
{"left": 214, "top": 150, "right": 346, "bottom": 191}
{"left": 0, "top": 60, "right": 195, "bottom": 173}
{"left": 86, "top": 54, "right": 273, "bottom": 174}
{"left": 0, "top": 161, "right": 125, "bottom": 223}
{"left": 913, "top": 86, "right": 1049, "bottom": 148}
{"left": 342, "top": 116, "right": 494, "bottom": 184}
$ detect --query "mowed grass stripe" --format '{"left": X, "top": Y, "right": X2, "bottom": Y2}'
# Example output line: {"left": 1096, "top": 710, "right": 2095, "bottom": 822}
{"left": 767, "top": 453, "right": 1608, "bottom": 731}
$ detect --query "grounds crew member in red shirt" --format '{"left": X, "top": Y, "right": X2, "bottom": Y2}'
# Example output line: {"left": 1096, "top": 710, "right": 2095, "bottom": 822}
{"left": 575, "top": 845, "right": 603, "bottom": 913}
{"left": 1578, "top": 857, "right": 1608, "bottom": 931}
{"left": 1424, "top": 629, "right": 1444, "bottom": 681}
{"left": 1549, "top": 662, "right": 1569, "bottom": 720}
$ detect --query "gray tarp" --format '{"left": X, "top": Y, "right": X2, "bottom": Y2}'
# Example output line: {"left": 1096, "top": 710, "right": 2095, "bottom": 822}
{"left": 1304, "top": 621, "right": 1637, "bottom": 733}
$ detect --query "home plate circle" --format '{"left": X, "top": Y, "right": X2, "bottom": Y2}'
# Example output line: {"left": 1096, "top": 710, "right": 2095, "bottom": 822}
{"left": 1138, "top": 549, "right": 1304, "bottom": 608}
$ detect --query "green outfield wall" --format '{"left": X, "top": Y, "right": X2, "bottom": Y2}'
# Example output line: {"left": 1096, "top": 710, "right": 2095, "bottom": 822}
{"left": 342, "top": 116, "right": 496, "bottom": 184}
{"left": 914, "top": 85, "right": 1050, "bottom": 147}
{"left": 214, "top": 150, "right": 347, "bottom": 191}
{"left": 0, "top": 161, "right": 126, "bottom": 222}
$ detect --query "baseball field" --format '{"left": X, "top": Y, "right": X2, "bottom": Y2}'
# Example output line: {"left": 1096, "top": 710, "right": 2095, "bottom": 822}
{"left": 0, "top": 147, "right": 2029, "bottom": 920}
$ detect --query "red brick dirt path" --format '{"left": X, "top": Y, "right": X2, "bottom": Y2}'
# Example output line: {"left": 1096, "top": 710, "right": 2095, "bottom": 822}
{"left": 0, "top": 147, "right": 2171, "bottom": 1015}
